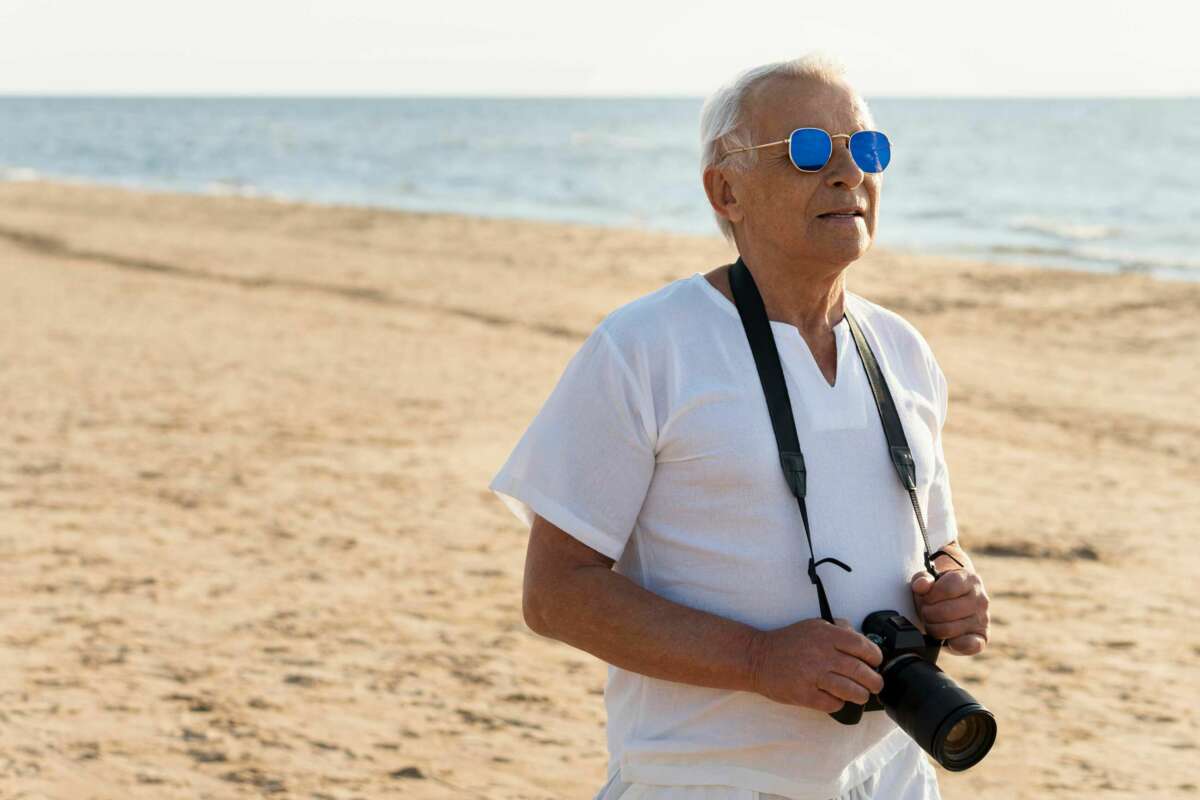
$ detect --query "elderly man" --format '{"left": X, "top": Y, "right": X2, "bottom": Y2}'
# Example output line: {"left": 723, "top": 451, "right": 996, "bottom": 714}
{"left": 488, "top": 53, "right": 990, "bottom": 800}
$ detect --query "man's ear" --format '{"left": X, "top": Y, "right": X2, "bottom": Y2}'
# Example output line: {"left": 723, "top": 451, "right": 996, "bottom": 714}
{"left": 703, "top": 164, "right": 744, "bottom": 227}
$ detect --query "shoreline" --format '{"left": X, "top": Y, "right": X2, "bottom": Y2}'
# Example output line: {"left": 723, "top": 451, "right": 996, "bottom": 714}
{"left": 2, "top": 170, "right": 1194, "bottom": 284}
{"left": 1, "top": 178, "right": 1197, "bottom": 799}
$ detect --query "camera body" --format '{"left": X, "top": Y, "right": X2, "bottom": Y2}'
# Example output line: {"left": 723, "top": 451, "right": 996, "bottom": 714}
{"left": 832, "top": 610, "right": 941, "bottom": 722}
{"left": 828, "top": 609, "right": 996, "bottom": 771}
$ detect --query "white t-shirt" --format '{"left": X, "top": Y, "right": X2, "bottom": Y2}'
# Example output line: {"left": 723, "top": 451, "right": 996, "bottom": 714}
{"left": 489, "top": 271, "right": 959, "bottom": 800}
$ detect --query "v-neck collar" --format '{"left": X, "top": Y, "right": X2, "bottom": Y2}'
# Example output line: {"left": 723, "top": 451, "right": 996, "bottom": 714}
{"left": 693, "top": 272, "right": 851, "bottom": 391}
{"left": 770, "top": 318, "right": 848, "bottom": 390}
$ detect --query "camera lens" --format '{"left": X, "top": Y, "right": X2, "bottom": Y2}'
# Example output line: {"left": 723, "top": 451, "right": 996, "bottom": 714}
{"left": 945, "top": 716, "right": 977, "bottom": 749}
{"left": 878, "top": 655, "right": 997, "bottom": 772}
{"left": 932, "top": 704, "right": 997, "bottom": 771}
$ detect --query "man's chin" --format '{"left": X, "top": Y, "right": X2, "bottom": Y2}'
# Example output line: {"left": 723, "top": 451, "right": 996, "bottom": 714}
{"left": 804, "top": 239, "right": 872, "bottom": 269}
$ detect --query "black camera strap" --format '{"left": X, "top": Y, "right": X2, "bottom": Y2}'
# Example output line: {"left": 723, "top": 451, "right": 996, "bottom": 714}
{"left": 727, "top": 257, "right": 957, "bottom": 624}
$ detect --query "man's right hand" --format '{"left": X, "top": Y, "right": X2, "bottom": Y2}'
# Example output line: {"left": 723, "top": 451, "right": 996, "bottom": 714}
{"left": 748, "top": 618, "right": 885, "bottom": 713}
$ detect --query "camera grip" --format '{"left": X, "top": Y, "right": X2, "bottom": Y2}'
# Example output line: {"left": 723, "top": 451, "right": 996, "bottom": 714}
{"left": 829, "top": 702, "right": 864, "bottom": 725}
{"left": 829, "top": 692, "right": 883, "bottom": 725}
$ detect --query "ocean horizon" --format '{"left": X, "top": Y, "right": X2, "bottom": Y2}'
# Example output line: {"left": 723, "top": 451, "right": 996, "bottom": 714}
{"left": 3, "top": 95, "right": 1197, "bottom": 282}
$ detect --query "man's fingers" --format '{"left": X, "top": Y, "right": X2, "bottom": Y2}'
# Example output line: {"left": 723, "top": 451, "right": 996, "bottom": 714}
{"left": 831, "top": 629, "right": 883, "bottom": 668}
{"left": 923, "top": 569, "right": 981, "bottom": 605}
{"left": 818, "top": 672, "right": 872, "bottom": 705}
{"left": 814, "top": 689, "right": 846, "bottom": 714}
{"left": 920, "top": 595, "right": 981, "bottom": 624}
{"left": 910, "top": 572, "right": 934, "bottom": 595}
{"left": 925, "top": 616, "right": 985, "bottom": 642}
{"left": 831, "top": 654, "right": 884, "bottom": 695}
{"left": 945, "top": 633, "right": 987, "bottom": 656}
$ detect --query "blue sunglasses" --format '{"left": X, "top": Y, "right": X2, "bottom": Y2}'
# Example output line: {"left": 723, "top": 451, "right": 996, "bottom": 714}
{"left": 723, "top": 128, "right": 891, "bottom": 174}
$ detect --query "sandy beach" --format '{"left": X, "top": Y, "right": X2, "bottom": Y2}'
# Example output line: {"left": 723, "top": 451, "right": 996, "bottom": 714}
{"left": 0, "top": 178, "right": 1197, "bottom": 799}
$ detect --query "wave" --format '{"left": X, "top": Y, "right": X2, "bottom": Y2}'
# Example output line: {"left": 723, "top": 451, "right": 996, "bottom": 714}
{"left": 568, "top": 131, "right": 666, "bottom": 151}
{"left": 1, "top": 165, "right": 41, "bottom": 181}
{"left": 909, "top": 208, "right": 968, "bottom": 220}
{"left": 1075, "top": 245, "right": 1200, "bottom": 276}
{"left": 203, "top": 178, "right": 270, "bottom": 198}
{"left": 0, "top": 166, "right": 123, "bottom": 188}
{"left": 1008, "top": 214, "right": 1119, "bottom": 241}
{"left": 988, "top": 242, "right": 1200, "bottom": 278}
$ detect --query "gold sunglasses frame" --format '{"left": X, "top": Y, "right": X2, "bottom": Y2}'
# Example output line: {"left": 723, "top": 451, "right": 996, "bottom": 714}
{"left": 722, "top": 128, "right": 888, "bottom": 173}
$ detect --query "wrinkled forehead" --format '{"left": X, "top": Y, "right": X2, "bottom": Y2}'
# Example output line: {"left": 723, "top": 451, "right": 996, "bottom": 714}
{"left": 745, "top": 76, "right": 874, "bottom": 141}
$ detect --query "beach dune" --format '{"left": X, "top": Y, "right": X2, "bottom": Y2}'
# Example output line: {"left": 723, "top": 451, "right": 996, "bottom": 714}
{"left": 0, "top": 179, "right": 1197, "bottom": 798}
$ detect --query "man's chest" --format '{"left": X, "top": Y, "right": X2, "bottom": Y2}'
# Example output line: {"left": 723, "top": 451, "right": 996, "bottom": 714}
{"left": 648, "top": 347, "right": 940, "bottom": 506}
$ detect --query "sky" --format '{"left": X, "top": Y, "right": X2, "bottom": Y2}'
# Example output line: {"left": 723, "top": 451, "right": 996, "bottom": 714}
{"left": 1, "top": 0, "right": 1196, "bottom": 97}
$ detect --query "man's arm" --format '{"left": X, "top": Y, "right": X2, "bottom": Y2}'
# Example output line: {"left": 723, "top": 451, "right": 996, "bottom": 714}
{"left": 523, "top": 514, "right": 884, "bottom": 711}
{"left": 523, "top": 513, "right": 762, "bottom": 693}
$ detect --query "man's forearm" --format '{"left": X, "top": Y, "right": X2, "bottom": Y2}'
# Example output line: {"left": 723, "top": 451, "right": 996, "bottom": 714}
{"left": 529, "top": 565, "right": 764, "bottom": 695}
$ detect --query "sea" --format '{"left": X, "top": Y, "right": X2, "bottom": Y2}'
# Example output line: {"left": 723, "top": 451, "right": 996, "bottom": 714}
{"left": 1, "top": 96, "right": 1197, "bottom": 281}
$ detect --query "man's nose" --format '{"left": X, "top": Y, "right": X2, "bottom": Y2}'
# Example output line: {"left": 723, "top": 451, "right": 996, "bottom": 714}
{"left": 824, "top": 139, "right": 865, "bottom": 188}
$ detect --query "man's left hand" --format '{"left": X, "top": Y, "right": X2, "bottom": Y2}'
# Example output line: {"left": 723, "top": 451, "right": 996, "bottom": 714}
{"left": 910, "top": 562, "right": 990, "bottom": 656}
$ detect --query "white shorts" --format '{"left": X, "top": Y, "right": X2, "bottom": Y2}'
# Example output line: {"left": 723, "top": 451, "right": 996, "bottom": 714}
{"left": 592, "top": 737, "right": 940, "bottom": 800}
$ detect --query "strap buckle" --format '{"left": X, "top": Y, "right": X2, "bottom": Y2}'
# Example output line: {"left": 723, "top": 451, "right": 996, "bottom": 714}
{"left": 889, "top": 446, "right": 917, "bottom": 490}
{"left": 925, "top": 548, "right": 965, "bottom": 579}
{"left": 808, "top": 556, "right": 853, "bottom": 584}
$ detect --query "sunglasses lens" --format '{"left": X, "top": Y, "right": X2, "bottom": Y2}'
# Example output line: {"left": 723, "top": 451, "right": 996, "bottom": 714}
{"left": 789, "top": 128, "right": 833, "bottom": 171}
{"left": 850, "top": 131, "right": 891, "bottom": 173}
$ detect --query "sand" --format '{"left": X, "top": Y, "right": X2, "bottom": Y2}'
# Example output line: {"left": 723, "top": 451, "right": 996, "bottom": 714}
{"left": 0, "top": 178, "right": 1196, "bottom": 799}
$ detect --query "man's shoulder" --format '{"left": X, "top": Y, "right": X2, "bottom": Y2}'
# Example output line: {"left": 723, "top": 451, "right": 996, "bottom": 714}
{"left": 846, "top": 290, "right": 935, "bottom": 358}
{"left": 847, "top": 291, "right": 945, "bottom": 406}
{"left": 583, "top": 278, "right": 940, "bottom": 371}
{"left": 595, "top": 273, "right": 707, "bottom": 349}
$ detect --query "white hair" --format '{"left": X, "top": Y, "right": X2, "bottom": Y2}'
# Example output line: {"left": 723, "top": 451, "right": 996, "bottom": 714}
{"left": 699, "top": 52, "right": 870, "bottom": 245}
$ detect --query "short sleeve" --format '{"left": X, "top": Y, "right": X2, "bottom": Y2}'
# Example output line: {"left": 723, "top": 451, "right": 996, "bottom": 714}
{"left": 488, "top": 326, "right": 657, "bottom": 562}
{"left": 924, "top": 355, "right": 961, "bottom": 552}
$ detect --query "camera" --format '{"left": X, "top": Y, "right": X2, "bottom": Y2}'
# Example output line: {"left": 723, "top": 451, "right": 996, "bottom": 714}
{"left": 829, "top": 610, "right": 997, "bottom": 771}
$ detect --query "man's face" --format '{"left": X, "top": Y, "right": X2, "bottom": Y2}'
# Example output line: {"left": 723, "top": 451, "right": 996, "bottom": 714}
{"left": 727, "top": 77, "right": 881, "bottom": 272}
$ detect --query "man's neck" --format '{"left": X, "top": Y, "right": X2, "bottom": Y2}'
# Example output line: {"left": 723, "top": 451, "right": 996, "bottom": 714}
{"left": 735, "top": 244, "right": 849, "bottom": 335}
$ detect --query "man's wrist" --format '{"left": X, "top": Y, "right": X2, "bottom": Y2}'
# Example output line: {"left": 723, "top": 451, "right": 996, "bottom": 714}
{"left": 932, "top": 543, "right": 969, "bottom": 573}
{"left": 743, "top": 627, "right": 772, "bottom": 696}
